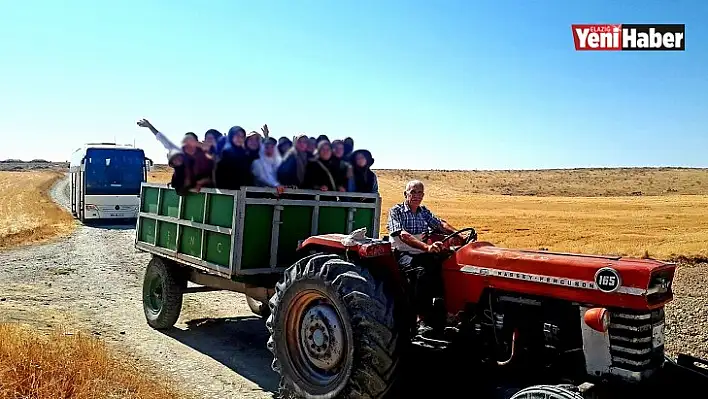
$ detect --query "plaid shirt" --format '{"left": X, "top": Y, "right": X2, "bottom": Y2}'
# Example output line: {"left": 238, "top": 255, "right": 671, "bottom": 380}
{"left": 387, "top": 202, "right": 443, "bottom": 237}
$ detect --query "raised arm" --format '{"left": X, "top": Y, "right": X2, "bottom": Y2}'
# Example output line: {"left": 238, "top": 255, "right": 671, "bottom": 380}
{"left": 137, "top": 118, "right": 181, "bottom": 153}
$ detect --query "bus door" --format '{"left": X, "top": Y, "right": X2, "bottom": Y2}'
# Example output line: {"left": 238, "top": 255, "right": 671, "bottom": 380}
{"left": 143, "top": 157, "right": 153, "bottom": 182}
{"left": 70, "top": 164, "right": 84, "bottom": 217}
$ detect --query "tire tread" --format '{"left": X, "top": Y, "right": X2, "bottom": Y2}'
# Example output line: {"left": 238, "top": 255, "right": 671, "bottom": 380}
{"left": 142, "top": 257, "right": 184, "bottom": 330}
{"left": 267, "top": 254, "right": 400, "bottom": 399}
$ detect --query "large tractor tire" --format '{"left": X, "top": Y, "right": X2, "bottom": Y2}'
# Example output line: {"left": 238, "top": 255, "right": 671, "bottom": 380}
{"left": 267, "top": 254, "right": 401, "bottom": 399}
{"left": 142, "top": 256, "right": 186, "bottom": 330}
{"left": 246, "top": 296, "right": 271, "bottom": 318}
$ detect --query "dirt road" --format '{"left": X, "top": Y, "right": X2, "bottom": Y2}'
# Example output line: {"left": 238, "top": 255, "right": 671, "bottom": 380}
{"left": 0, "top": 178, "right": 279, "bottom": 398}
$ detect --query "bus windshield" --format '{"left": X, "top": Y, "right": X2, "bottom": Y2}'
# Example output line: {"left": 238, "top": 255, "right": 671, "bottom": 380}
{"left": 84, "top": 148, "right": 145, "bottom": 195}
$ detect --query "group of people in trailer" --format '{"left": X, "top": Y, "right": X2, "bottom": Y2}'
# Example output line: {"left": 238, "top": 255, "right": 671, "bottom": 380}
{"left": 138, "top": 119, "right": 378, "bottom": 196}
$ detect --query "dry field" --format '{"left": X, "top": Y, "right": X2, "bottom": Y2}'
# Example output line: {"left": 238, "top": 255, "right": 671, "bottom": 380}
{"left": 149, "top": 167, "right": 708, "bottom": 260}
{"left": 0, "top": 323, "right": 181, "bottom": 399}
{"left": 384, "top": 167, "right": 708, "bottom": 197}
{"left": 0, "top": 171, "right": 75, "bottom": 251}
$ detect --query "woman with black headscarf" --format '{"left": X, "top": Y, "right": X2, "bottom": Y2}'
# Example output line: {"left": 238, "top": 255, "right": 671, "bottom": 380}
{"left": 303, "top": 141, "right": 348, "bottom": 191}
{"left": 277, "top": 134, "right": 311, "bottom": 188}
{"left": 342, "top": 137, "right": 355, "bottom": 162}
{"left": 350, "top": 149, "right": 378, "bottom": 193}
{"left": 214, "top": 125, "right": 254, "bottom": 189}
{"left": 203, "top": 129, "right": 224, "bottom": 159}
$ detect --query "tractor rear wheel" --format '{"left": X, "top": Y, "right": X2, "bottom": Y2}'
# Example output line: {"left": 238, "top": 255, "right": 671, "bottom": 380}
{"left": 142, "top": 256, "right": 186, "bottom": 330}
{"left": 267, "top": 254, "right": 401, "bottom": 399}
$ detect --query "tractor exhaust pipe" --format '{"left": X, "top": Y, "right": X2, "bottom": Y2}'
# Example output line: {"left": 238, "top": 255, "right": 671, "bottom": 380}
{"left": 497, "top": 329, "right": 519, "bottom": 366}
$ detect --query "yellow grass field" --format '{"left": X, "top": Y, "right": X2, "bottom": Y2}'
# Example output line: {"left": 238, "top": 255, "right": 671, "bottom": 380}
{"left": 0, "top": 171, "right": 75, "bottom": 251}
{"left": 150, "top": 167, "right": 708, "bottom": 260}
{"left": 0, "top": 323, "right": 181, "bottom": 399}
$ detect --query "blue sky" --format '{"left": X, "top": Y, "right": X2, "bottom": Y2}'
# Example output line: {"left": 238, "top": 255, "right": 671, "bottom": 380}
{"left": 0, "top": 0, "right": 705, "bottom": 170}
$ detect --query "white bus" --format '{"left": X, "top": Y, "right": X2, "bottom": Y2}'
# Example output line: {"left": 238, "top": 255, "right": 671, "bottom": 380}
{"left": 69, "top": 143, "right": 153, "bottom": 222}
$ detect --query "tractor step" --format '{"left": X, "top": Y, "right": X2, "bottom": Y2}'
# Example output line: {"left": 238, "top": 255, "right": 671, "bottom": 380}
{"left": 411, "top": 326, "right": 458, "bottom": 351}
{"left": 411, "top": 335, "right": 449, "bottom": 351}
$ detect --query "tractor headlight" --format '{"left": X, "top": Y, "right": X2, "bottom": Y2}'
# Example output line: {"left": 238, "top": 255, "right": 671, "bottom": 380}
{"left": 584, "top": 307, "right": 610, "bottom": 333}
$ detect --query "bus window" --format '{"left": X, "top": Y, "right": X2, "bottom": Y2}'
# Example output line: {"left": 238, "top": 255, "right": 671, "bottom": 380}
{"left": 84, "top": 148, "right": 146, "bottom": 195}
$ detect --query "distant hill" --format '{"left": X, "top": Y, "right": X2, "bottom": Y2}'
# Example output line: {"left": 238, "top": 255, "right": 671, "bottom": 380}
{"left": 0, "top": 160, "right": 69, "bottom": 172}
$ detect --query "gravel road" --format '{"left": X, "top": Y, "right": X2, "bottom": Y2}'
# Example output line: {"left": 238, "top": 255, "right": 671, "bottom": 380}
{"left": 0, "top": 177, "right": 706, "bottom": 399}
{"left": 0, "top": 177, "right": 279, "bottom": 398}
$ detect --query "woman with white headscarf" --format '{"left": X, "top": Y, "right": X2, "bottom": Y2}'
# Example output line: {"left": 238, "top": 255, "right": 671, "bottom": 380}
{"left": 252, "top": 136, "right": 283, "bottom": 188}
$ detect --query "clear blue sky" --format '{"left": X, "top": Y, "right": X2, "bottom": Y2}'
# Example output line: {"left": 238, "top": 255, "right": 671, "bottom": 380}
{"left": 0, "top": 1, "right": 705, "bottom": 170}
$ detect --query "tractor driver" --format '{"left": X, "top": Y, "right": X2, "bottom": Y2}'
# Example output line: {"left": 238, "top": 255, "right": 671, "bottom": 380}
{"left": 386, "top": 180, "right": 461, "bottom": 332}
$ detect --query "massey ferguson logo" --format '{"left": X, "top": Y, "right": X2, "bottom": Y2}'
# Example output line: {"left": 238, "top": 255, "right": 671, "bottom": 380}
{"left": 572, "top": 24, "right": 685, "bottom": 51}
{"left": 595, "top": 267, "right": 621, "bottom": 293}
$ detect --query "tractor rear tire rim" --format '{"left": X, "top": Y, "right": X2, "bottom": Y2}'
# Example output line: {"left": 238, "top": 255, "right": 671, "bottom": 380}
{"left": 300, "top": 303, "right": 345, "bottom": 370}
{"left": 148, "top": 274, "right": 164, "bottom": 312}
{"left": 286, "top": 290, "right": 348, "bottom": 386}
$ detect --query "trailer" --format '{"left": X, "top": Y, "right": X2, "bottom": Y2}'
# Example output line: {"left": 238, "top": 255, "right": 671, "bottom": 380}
{"left": 135, "top": 183, "right": 380, "bottom": 328}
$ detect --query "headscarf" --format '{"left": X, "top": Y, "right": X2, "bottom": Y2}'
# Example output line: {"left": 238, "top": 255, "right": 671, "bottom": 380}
{"left": 277, "top": 136, "right": 292, "bottom": 156}
{"left": 167, "top": 148, "right": 183, "bottom": 168}
{"left": 260, "top": 137, "right": 282, "bottom": 166}
{"left": 343, "top": 137, "right": 354, "bottom": 155}
{"left": 245, "top": 131, "right": 262, "bottom": 161}
{"left": 224, "top": 126, "right": 246, "bottom": 151}
{"left": 204, "top": 129, "right": 222, "bottom": 141}
{"left": 351, "top": 149, "right": 376, "bottom": 193}
{"left": 291, "top": 134, "right": 310, "bottom": 184}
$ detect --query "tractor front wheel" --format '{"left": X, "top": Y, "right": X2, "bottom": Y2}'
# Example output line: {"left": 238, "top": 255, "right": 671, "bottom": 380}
{"left": 267, "top": 254, "right": 401, "bottom": 399}
{"left": 510, "top": 385, "right": 585, "bottom": 399}
{"left": 142, "top": 256, "right": 186, "bottom": 330}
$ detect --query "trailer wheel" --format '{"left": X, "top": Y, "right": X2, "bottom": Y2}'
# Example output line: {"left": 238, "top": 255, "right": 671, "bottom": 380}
{"left": 510, "top": 384, "right": 585, "bottom": 399}
{"left": 246, "top": 296, "right": 270, "bottom": 318}
{"left": 142, "top": 256, "right": 185, "bottom": 330}
{"left": 267, "top": 254, "right": 401, "bottom": 399}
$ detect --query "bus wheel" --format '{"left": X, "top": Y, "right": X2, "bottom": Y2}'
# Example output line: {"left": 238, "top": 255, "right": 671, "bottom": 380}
{"left": 142, "top": 257, "right": 186, "bottom": 330}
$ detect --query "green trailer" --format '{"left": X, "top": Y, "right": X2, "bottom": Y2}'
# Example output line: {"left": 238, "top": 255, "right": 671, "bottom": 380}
{"left": 135, "top": 183, "right": 382, "bottom": 322}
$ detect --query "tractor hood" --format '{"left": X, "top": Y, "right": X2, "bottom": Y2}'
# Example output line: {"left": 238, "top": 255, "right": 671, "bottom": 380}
{"left": 443, "top": 242, "right": 676, "bottom": 312}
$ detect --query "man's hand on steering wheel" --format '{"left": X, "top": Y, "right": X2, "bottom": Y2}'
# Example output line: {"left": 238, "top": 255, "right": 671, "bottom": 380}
{"left": 426, "top": 241, "right": 444, "bottom": 253}
{"left": 447, "top": 233, "right": 466, "bottom": 247}
{"left": 440, "top": 227, "right": 478, "bottom": 247}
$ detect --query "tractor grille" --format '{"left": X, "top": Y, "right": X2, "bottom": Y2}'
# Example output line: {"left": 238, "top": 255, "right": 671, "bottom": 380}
{"left": 608, "top": 308, "right": 665, "bottom": 375}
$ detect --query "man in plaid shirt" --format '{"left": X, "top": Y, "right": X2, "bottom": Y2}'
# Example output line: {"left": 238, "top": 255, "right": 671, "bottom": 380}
{"left": 386, "top": 180, "right": 462, "bottom": 332}
{"left": 387, "top": 180, "right": 458, "bottom": 257}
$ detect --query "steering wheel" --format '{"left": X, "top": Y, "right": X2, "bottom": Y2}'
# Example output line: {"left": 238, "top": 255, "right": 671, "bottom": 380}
{"left": 440, "top": 227, "right": 478, "bottom": 246}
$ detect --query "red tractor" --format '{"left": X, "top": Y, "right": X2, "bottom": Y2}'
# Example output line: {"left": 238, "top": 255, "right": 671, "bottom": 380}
{"left": 266, "top": 227, "right": 708, "bottom": 398}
